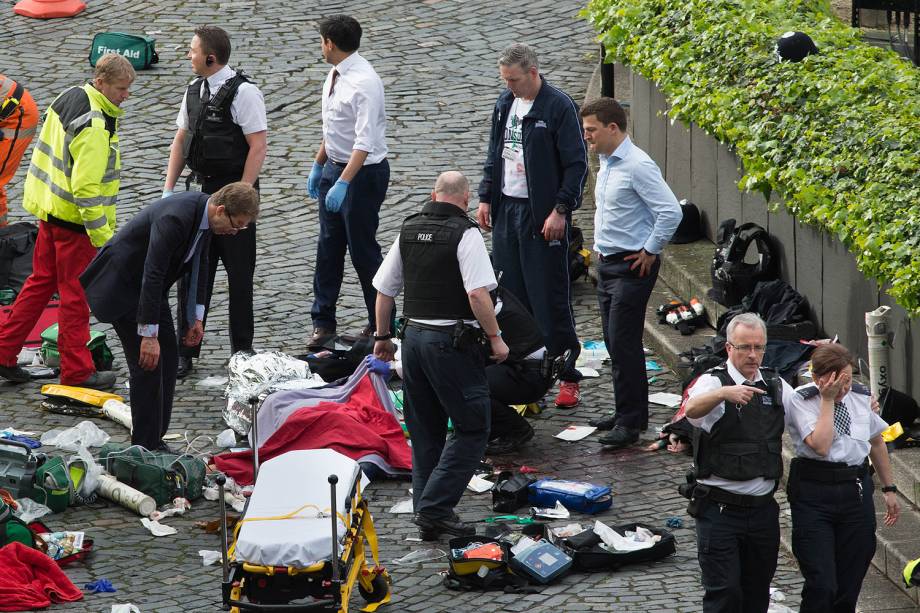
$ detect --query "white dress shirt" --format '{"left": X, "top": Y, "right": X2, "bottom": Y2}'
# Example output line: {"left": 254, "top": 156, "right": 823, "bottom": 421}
{"left": 176, "top": 65, "right": 267, "bottom": 135}
{"left": 687, "top": 361, "right": 795, "bottom": 495}
{"left": 787, "top": 384, "right": 888, "bottom": 466}
{"left": 321, "top": 52, "right": 387, "bottom": 165}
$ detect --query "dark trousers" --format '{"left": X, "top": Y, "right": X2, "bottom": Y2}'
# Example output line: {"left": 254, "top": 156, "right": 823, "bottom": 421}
{"left": 178, "top": 176, "right": 256, "bottom": 357}
{"left": 487, "top": 361, "right": 552, "bottom": 439}
{"left": 311, "top": 160, "right": 389, "bottom": 331}
{"left": 596, "top": 253, "right": 659, "bottom": 430}
{"left": 401, "top": 325, "right": 490, "bottom": 518}
{"left": 112, "top": 300, "right": 178, "bottom": 450}
{"left": 695, "top": 496, "right": 780, "bottom": 613}
{"left": 492, "top": 196, "right": 581, "bottom": 382}
{"left": 791, "top": 473, "right": 876, "bottom": 613}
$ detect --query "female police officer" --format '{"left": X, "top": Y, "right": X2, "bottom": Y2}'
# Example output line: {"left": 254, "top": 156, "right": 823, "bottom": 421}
{"left": 787, "top": 343, "right": 900, "bottom": 612}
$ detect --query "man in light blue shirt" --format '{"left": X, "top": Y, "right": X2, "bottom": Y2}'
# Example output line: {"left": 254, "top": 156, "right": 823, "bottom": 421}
{"left": 581, "top": 98, "right": 682, "bottom": 448}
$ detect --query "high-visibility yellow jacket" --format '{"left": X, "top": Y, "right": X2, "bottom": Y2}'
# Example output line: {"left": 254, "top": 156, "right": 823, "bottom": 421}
{"left": 24, "top": 83, "right": 124, "bottom": 247}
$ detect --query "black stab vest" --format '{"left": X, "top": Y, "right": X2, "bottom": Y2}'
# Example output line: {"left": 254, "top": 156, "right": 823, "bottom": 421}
{"left": 495, "top": 287, "right": 545, "bottom": 362}
{"left": 400, "top": 201, "right": 477, "bottom": 320}
{"left": 183, "top": 73, "right": 251, "bottom": 178}
{"left": 693, "top": 366, "right": 786, "bottom": 481}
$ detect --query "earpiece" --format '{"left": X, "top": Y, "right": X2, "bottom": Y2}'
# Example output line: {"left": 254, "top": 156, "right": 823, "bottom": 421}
{"left": 206, "top": 56, "right": 214, "bottom": 67}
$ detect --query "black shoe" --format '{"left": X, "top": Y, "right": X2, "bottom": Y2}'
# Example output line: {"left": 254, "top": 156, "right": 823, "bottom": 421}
{"left": 176, "top": 357, "right": 193, "bottom": 379}
{"left": 598, "top": 425, "right": 640, "bottom": 448}
{"left": 153, "top": 440, "right": 179, "bottom": 454}
{"left": 485, "top": 423, "right": 535, "bottom": 455}
{"left": 588, "top": 414, "right": 618, "bottom": 430}
{"left": 71, "top": 371, "right": 116, "bottom": 390}
{"left": 0, "top": 363, "right": 31, "bottom": 383}
{"left": 308, "top": 327, "right": 335, "bottom": 349}
{"left": 413, "top": 512, "right": 475, "bottom": 540}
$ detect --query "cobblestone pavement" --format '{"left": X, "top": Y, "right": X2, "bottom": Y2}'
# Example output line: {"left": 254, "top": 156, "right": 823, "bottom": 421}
{"left": 1, "top": 1, "right": 803, "bottom": 611}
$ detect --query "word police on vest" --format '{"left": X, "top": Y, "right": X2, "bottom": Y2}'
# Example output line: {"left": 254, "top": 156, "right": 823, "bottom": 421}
{"left": 416, "top": 232, "right": 433, "bottom": 242}
{"left": 95, "top": 45, "right": 142, "bottom": 60}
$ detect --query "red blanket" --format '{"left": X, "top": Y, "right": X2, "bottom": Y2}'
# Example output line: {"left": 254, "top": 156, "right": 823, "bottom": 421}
{"left": 214, "top": 376, "right": 411, "bottom": 485}
{"left": 0, "top": 542, "right": 83, "bottom": 611}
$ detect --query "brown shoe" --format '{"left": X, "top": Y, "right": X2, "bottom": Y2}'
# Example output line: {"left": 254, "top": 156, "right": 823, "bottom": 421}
{"left": 308, "top": 327, "right": 335, "bottom": 349}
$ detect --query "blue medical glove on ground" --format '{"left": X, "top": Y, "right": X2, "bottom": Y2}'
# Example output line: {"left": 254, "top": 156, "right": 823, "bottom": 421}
{"left": 324, "top": 178, "right": 349, "bottom": 213}
{"left": 307, "top": 162, "right": 324, "bottom": 199}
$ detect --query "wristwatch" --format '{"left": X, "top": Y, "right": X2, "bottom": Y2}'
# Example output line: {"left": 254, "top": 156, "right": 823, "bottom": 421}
{"left": 553, "top": 203, "right": 568, "bottom": 215}
{"left": 881, "top": 485, "right": 898, "bottom": 493}
{"left": 373, "top": 333, "right": 392, "bottom": 342}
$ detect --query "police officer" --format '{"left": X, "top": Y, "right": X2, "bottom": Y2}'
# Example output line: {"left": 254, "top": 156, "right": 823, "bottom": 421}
{"left": 163, "top": 25, "right": 267, "bottom": 378}
{"left": 372, "top": 171, "right": 509, "bottom": 540}
{"left": 485, "top": 285, "right": 554, "bottom": 455}
{"left": 787, "top": 343, "right": 899, "bottom": 612}
{"left": 683, "top": 312, "right": 795, "bottom": 613}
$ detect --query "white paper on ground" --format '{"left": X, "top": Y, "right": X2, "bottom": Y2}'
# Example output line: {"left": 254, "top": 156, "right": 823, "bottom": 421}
{"left": 111, "top": 605, "right": 141, "bottom": 613}
{"left": 531, "top": 500, "right": 570, "bottom": 519}
{"left": 648, "top": 392, "right": 683, "bottom": 408}
{"left": 388, "top": 499, "right": 414, "bottom": 514}
{"left": 554, "top": 425, "right": 597, "bottom": 441}
{"left": 575, "top": 367, "right": 600, "bottom": 378}
{"left": 466, "top": 474, "right": 494, "bottom": 493}
{"left": 140, "top": 518, "right": 177, "bottom": 536}
{"left": 199, "top": 550, "right": 222, "bottom": 566}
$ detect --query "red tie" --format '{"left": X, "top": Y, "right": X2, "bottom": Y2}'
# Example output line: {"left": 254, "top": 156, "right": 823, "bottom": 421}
{"left": 328, "top": 69, "right": 339, "bottom": 97}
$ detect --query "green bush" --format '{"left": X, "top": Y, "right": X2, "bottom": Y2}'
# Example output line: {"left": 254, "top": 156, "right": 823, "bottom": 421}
{"left": 583, "top": 0, "right": 920, "bottom": 313}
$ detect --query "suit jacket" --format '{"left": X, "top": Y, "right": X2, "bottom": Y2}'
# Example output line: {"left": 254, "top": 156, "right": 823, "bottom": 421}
{"left": 81, "top": 192, "right": 211, "bottom": 324}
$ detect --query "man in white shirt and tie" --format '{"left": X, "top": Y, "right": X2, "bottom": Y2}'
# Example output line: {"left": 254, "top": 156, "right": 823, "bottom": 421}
{"left": 307, "top": 14, "right": 389, "bottom": 345}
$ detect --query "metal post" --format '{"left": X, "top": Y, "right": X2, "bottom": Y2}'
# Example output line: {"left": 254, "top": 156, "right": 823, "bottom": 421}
{"left": 249, "top": 396, "right": 260, "bottom": 480}
{"left": 599, "top": 44, "right": 615, "bottom": 98}
{"left": 328, "top": 474, "right": 340, "bottom": 585}
{"left": 216, "top": 474, "right": 231, "bottom": 610}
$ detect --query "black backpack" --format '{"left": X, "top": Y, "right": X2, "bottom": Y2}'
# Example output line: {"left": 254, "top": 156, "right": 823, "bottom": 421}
{"left": 708, "top": 219, "right": 777, "bottom": 307}
{"left": 0, "top": 222, "right": 37, "bottom": 295}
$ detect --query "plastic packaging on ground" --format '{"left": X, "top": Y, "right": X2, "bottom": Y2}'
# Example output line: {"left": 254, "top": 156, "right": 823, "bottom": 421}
{"left": 40, "top": 420, "right": 110, "bottom": 450}
{"left": 391, "top": 548, "right": 446, "bottom": 565}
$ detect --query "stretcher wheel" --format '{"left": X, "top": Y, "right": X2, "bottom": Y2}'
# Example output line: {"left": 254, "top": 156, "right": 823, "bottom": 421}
{"left": 358, "top": 573, "right": 389, "bottom": 603}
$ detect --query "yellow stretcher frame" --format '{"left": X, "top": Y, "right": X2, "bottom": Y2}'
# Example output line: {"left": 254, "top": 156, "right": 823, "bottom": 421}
{"left": 221, "top": 475, "right": 392, "bottom": 612}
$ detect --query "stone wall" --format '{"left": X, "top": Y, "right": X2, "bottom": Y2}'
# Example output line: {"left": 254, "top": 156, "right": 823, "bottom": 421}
{"left": 624, "top": 65, "right": 920, "bottom": 397}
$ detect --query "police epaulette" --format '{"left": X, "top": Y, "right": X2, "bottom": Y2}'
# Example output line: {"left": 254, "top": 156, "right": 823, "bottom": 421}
{"left": 851, "top": 382, "right": 871, "bottom": 396}
{"left": 706, "top": 364, "right": 727, "bottom": 373}
{"left": 796, "top": 383, "right": 819, "bottom": 399}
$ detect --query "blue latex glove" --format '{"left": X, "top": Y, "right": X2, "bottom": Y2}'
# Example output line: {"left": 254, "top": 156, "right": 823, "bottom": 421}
{"left": 364, "top": 355, "right": 392, "bottom": 380}
{"left": 161, "top": 189, "right": 173, "bottom": 199}
{"left": 85, "top": 578, "right": 116, "bottom": 593}
{"left": 324, "top": 178, "right": 349, "bottom": 213}
{"left": 307, "top": 162, "right": 324, "bottom": 199}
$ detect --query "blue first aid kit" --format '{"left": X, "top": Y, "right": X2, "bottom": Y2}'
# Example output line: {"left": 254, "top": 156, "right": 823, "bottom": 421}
{"left": 528, "top": 479, "right": 612, "bottom": 515}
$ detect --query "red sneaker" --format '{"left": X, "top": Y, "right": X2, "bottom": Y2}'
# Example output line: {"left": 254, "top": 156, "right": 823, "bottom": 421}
{"left": 554, "top": 381, "right": 580, "bottom": 408}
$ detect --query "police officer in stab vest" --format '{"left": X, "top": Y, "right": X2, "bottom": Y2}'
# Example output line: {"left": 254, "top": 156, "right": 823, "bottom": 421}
{"left": 162, "top": 25, "right": 267, "bottom": 378}
{"left": 373, "top": 171, "right": 509, "bottom": 540}
{"left": 683, "top": 312, "right": 795, "bottom": 613}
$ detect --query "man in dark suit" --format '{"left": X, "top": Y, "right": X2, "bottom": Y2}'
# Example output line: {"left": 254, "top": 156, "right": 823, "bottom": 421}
{"left": 81, "top": 183, "right": 259, "bottom": 450}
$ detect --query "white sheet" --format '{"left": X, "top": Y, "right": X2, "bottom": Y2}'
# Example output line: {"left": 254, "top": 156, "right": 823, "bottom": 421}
{"left": 235, "top": 449, "right": 363, "bottom": 567}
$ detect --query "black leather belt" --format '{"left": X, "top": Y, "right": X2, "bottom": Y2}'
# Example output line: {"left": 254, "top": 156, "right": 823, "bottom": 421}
{"left": 45, "top": 214, "right": 84, "bottom": 234}
{"left": 329, "top": 159, "right": 347, "bottom": 167}
{"left": 405, "top": 320, "right": 455, "bottom": 333}
{"left": 792, "top": 457, "right": 868, "bottom": 483}
{"left": 599, "top": 251, "right": 633, "bottom": 263}
{"left": 695, "top": 484, "right": 774, "bottom": 508}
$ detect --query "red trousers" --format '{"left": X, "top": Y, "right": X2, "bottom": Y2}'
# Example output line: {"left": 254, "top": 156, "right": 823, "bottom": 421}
{"left": 0, "top": 220, "right": 96, "bottom": 383}
{"left": 0, "top": 88, "right": 39, "bottom": 226}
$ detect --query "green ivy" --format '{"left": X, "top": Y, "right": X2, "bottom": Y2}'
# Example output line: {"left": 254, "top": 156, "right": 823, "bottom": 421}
{"left": 582, "top": 0, "right": 920, "bottom": 313}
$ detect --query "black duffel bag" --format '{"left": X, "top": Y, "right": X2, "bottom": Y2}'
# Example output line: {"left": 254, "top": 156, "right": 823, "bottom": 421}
{"left": 0, "top": 222, "right": 37, "bottom": 295}
{"left": 560, "top": 522, "right": 676, "bottom": 571}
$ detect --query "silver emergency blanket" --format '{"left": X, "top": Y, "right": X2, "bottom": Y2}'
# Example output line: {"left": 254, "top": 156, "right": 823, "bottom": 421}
{"left": 223, "top": 351, "right": 325, "bottom": 434}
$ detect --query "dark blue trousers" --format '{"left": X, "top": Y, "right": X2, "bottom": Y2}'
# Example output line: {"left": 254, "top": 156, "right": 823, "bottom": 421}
{"left": 596, "top": 253, "right": 659, "bottom": 430}
{"left": 401, "top": 325, "right": 490, "bottom": 518}
{"left": 695, "top": 496, "right": 779, "bottom": 613}
{"left": 311, "top": 160, "right": 389, "bottom": 331}
{"left": 113, "top": 300, "right": 177, "bottom": 451}
{"left": 492, "top": 196, "right": 580, "bottom": 382}
{"left": 487, "top": 361, "right": 551, "bottom": 439}
{"left": 791, "top": 472, "right": 876, "bottom": 613}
